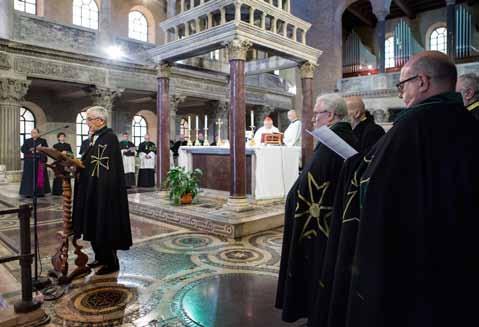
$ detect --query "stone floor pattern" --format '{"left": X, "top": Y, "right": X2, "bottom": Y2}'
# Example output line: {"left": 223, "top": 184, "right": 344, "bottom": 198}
{"left": 0, "top": 184, "right": 305, "bottom": 327}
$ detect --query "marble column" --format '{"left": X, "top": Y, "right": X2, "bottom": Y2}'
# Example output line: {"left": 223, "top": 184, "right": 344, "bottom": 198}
{"left": 0, "top": 78, "right": 30, "bottom": 172}
{"left": 156, "top": 64, "right": 171, "bottom": 189}
{"left": 374, "top": 10, "right": 388, "bottom": 73}
{"left": 167, "top": 0, "right": 176, "bottom": 18}
{"left": 0, "top": 0, "right": 13, "bottom": 39}
{"left": 226, "top": 39, "right": 251, "bottom": 210}
{"left": 87, "top": 87, "right": 123, "bottom": 129}
{"left": 446, "top": 0, "right": 456, "bottom": 61}
{"left": 300, "top": 62, "right": 316, "bottom": 166}
{"left": 169, "top": 95, "right": 185, "bottom": 140}
{"left": 98, "top": 0, "right": 113, "bottom": 47}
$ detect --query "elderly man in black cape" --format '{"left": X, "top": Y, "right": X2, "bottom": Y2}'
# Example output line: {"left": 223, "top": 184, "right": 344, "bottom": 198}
{"left": 456, "top": 73, "right": 479, "bottom": 120}
{"left": 346, "top": 51, "right": 479, "bottom": 327}
{"left": 73, "top": 106, "right": 132, "bottom": 275}
{"left": 276, "top": 94, "right": 357, "bottom": 323}
{"left": 308, "top": 95, "right": 385, "bottom": 327}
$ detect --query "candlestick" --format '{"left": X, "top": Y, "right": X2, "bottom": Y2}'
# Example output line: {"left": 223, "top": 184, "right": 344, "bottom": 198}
{"left": 203, "top": 126, "right": 209, "bottom": 146}
{"left": 196, "top": 115, "right": 199, "bottom": 130}
{"left": 187, "top": 116, "right": 193, "bottom": 146}
{"left": 205, "top": 115, "right": 208, "bottom": 128}
{"left": 216, "top": 118, "right": 223, "bottom": 146}
{"left": 250, "top": 110, "right": 254, "bottom": 128}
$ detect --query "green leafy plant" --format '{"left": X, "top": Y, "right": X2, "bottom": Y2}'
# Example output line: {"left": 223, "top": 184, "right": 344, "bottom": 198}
{"left": 164, "top": 166, "right": 203, "bottom": 205}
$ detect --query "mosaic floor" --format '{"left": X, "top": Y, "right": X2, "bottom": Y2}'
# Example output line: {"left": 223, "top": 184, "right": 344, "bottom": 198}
{"left": 0, "top": 183, "right": 305, "bottom": 326}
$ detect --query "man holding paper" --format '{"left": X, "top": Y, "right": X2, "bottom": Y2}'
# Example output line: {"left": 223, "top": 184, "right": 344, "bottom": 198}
{"left": 276, "top": 94, "right": 357, "bottom": 323}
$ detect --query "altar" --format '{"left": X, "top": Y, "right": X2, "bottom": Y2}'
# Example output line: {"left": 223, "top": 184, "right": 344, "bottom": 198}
{"left": 178, "top": 146, "right": 300, "bottom": 201}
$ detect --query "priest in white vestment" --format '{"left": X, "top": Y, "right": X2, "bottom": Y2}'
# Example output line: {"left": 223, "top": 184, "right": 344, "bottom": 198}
{"left": 254, "top": 116, "right": 280, "bottom": 145}
{"left": 137, "top": 134, "right": 156, "bottom": 187}
{"left": 283, "top": 110, "right": 302, "bottom": 147}
{"left": 119, "top": 132, "right": 136, "bottom": 188}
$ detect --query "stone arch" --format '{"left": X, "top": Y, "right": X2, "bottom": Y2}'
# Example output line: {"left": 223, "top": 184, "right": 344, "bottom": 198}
{"left": 134, "top": 109, "right": 157, "bottom": 142}
{"left": 129, "top": 5, "right": 156, "bottom": 43}
{"left": 425, "top": 21, "right": 447, "bottom": 51}
{"left": 21, "top": 101, "right": 47, "bottom": 131}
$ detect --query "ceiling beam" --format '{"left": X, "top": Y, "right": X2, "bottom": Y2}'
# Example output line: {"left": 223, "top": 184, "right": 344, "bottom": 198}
{"left": 346, "top": 7, "right": 374, "bottom": 27}
{"left": 393, "top": 0, "right": 415, "bottom": 19}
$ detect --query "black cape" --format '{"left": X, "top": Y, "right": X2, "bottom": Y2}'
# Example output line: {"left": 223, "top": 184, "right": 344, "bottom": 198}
{"left": 352, "top": 111, "right": 385, "bottom": 153}
{"left": 79, "top": 138, "right": 91, "bottom": 156}
{"left": 137, "top": 141, "right": 156, "bottom": 187}
{"left": 52, "top": 142, "right": 73, "bottom": 195}
{"left": 73, "top": 127, "right": 132, "bottom": 250}
{"left": 466, "top": 100, "right": 479, "bottom": 120}
{"left": 310, "top": 117, "right": 385, "bottom": 327}
{"left": 276, "top": 122, "right": 358, "bottom": 322}
{"left": 347, "top": 92, "right": 479, "bottom": 327}
{"left": 19, "top": 138, "right": 51, "bottom": 196}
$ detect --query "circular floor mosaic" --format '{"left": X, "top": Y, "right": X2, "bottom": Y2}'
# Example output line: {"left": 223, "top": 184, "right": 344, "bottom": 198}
{"left": 73, "top": 286, "right": 135, "bottom": 315}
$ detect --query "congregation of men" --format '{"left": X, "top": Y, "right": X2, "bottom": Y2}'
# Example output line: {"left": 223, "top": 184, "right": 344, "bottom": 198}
{"left": 276, "top": 51, "right": 479, "bottom": 327}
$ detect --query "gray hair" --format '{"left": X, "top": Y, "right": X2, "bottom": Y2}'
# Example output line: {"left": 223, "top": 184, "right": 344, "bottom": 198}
{"left": 316, "top": 93, "right": 348, "bottom": 121}
{"left": 86, "top": 106, "right": 108, "bottom": 121}
{"left": 409, "top": 51, "right": 457, "bottom": 88}
{"left": 458, "top": 73, "right": 479, "bottom": 100}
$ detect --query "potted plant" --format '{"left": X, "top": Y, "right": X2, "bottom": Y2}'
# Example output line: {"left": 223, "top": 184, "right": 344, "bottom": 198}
{"left": 164, "top": 166, "right": 203, "bottom": 205}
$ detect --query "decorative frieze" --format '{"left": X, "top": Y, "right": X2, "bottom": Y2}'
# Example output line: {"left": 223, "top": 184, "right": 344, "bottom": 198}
{"left": 0, "top": 52, "right": 11, "bottom": 70}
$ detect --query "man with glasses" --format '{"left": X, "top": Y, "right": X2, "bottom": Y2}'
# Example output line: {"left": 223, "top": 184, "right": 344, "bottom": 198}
{"left": 456, "top": 73, "right": 479, "bottom": 120}
{"left": 73, "top": 106, "right": 132, "bottom": 275}
{"left": 347, "top": 51, "right": 479, "bottom": 327}
{"left": 276, "top": 94, "right": 358, "bottom": 323}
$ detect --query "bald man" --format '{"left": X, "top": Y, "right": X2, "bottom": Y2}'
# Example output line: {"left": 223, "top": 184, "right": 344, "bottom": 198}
{"left": 346, "top": 96, "right": 385, "bottom": 153}
{"left": 346, "top": 51, "right": 479, "bottom": 327}
{"left": 456, "top": 73, "right": 479, "bottom": 120}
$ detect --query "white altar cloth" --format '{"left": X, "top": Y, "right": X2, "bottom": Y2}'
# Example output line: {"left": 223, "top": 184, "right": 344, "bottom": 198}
{"left": 178, "top": 146, "right": 300, "bottom": 200}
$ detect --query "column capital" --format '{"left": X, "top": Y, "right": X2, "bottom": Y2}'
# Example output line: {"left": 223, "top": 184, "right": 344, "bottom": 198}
{"left": 87, "top": 86, "right": 123, "bottom": 111}
{"left": 156, "top": 63, "right": 172, "bottom": 79}
{"left": 373, "top": 9, "right": 389, "bottom": 21}
{"left": 0, "top": 78, "right": 30, "bottom": 104}
{"left": 299, "top": 62, "right": 317, "bottom": 79}
{"left": 227, "top": 39, "right": 253, "bottom": 61}
{"left": 169, "top": 95, "right": 186, "bottom": 111}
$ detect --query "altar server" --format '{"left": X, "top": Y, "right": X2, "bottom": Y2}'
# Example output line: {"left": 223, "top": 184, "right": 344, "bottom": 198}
{"left": 283, "top": 110, "right": 302, "bottom": 147}
{"left": 119, "top": 132, "right": 136, "bottom": 188}
{"left": 137, "top": 134, "right": 156, "bottom": 187}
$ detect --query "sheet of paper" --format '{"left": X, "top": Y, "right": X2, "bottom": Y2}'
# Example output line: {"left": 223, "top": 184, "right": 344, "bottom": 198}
{"left": 306, "top": 126, "right": 358, "bottom": 159}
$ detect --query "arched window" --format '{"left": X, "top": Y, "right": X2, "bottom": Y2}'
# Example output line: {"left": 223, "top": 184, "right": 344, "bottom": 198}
{"left": 14, "top": 0, "right": 36, "bottom": 15}
{"left": 430, "top": 27, "right": 447, "bottom": 54}
{"left": 73, "top": 0, "right": 99, "bottom": 30}
{"left": 76, "top": 112, "right": 89, "bottom": 156}
{"left": 128, "top": 11, "right": 148, "bottom": 42}
{"left": 20, "top": 107, "right": 36, "bottom": 159}
{"left": 385, "top": 36, "right": 395, "bottom": 69}
{"left": 132, "top": 115, "right": 148, "bottom": 147}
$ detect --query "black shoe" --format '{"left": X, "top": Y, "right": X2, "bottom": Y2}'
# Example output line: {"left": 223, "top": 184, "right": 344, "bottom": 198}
{"left": 87, "top": 260, "right": 103, "bottom": 268}
{"left": 96, "top": 264, "right": 120, "bottom": 275}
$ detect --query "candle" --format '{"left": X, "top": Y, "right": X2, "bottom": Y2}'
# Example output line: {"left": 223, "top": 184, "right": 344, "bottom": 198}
{"left": 188, "top": 116, "right": 191, "bottom": 130}
{"left": 250, "top": 110, "right": 254, "bottom": 127}
{"left": 196, "top": 115, "right": 199, "bottom": 130}
{"left": 204, "top": 115, "right": 207, "bottom": 128}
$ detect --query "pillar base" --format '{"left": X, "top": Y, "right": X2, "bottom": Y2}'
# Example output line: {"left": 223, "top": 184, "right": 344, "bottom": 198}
{"left": 6, "top": 170, "right": 22, "bottom": 183}
{"left": 223, "top": 196, "right": 252, "bottom": 212}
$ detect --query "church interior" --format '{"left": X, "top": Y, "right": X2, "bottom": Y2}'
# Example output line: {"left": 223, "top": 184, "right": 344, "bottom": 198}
{"left": 1, "top": 0, "right": 478, "bottom": 326}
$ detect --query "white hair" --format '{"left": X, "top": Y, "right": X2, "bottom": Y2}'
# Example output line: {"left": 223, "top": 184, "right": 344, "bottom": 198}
{"left": 316, "top": 93, "right": 348, "bottom": 120}
{"left": 86, "top": 106, "right": 108, "bottom": 121}
{"left": 458, "top": 73, "right": 479, "bottom": 100}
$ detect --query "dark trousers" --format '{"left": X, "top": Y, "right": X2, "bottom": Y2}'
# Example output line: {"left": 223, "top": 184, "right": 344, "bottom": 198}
{"left": 91, "top": 242, "right": 118, "bottom": 266}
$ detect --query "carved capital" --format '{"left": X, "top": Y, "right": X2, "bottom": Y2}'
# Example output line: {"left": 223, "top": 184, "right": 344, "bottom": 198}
{"left": 0, "top": 52, "right": 11, "bottom": 71}
{"left": 0, "top": 78, "right": 30, "bottom": 104}
{"left": 228, "top": 39, "right": 252, "bottom": 61}
{"left": 299, "top": 62, "right": 317, "bottom": 79}
{"left": 213, "top": 100, "right": 229, "bottom": 119}
{"left": 156, "top": 63, "right": 172, "bottom": 79}
{"left": 87, "top": 86, "right": 123, "bottom": 111}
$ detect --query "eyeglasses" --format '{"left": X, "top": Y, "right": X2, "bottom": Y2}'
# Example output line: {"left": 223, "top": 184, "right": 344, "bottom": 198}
{"left": 396, "top": 75, "right": 419, "bottom": 92}
{"left": 313, "top": 110, "right": 331, "bottom": 118}
{"left": 86, "top": 117, "right": 101, "bottom": 121}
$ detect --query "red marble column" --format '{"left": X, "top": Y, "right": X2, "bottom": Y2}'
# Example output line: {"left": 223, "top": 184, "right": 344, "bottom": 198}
{"left": 300, "top": 62, "right": 316, "bottom": 166}
{"left": 156, "top": 65, "right": 171, "bottom": 189}
{"left": 228, "top": 39, "right": 251, "bottom": 200}
{"left": 229, "top": 58, "right": 246, "bottom": 197}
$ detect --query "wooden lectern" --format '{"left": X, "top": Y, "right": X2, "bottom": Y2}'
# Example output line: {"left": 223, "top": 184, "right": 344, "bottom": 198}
{"left": 38, "top": 146, "right": 91, "bottom": 283}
